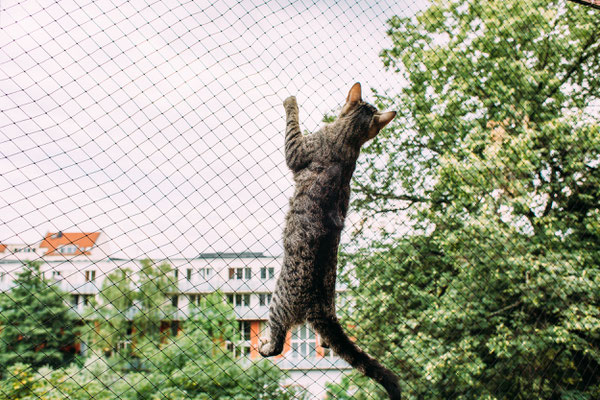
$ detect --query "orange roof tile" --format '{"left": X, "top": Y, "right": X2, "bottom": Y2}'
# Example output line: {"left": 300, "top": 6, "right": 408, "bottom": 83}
{"left": 40, "top": 232, "right": 100, "bottom": 256}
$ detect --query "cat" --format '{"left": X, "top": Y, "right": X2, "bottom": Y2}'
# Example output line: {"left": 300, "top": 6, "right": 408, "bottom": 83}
{"left": 259, "top": 83, "right": 401, "bottom": 400}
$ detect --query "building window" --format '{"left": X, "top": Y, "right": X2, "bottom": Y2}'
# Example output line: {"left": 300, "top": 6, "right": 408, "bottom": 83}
{"left": 228, "top": 267, "right": 251, "bottom": 280}
{"left": 117, "top": 340, "right": 131, "bottom": 352}
{"left": 188, "top": 294, "right": 203, "bottom": 307}
{"left": 226, "top": 341, "right": 251, "bottom": 358}
{"left": 82, "top": 294, "right": 94, "bottom": 307}
{"left": 198, "top": 267, "right": 213, "bottom": 278}
{"left": 259, "top": 293, "right": 272, "bottom": 306}
{"left": 238, "top": 321, "right": 251, "bottom": 356}
{"left": 227, "top": 293, "right": 250, "bottom": 307}
{"left": 174, "top": 269, "right": 179, "bottom": 279}
{"left": 52, "top": 270, "right": 62, "bottom": 279}
{"left": 290, "top": 324, "right": 317, "bottom": 358}
{"left": 0, "top": 272, "right": 6, "bottom": 282}
{"left": 59, "top": 245, "right": 79, "bottom": 254}
{"left": 186, "top": 268, "right": 192, "bottom": 281}
{"left": 71, "top": 294, "right": 79, "bottom": 308}
{"left": 85, "top": 270, "right": 96, "bottom": 282}
{"left": 171, "top": 295, "right": 179, "bottom": 308}
{"left": 171, "top": 321, "right": 180, "bottom": 336}
{"left": 239, "top": 321, "right": 251, "bottom": 341}
{"left": 227, "top": 321, "right": 251, "bottom": 357}
{"left": 260, "top": 267, "right": 274, "bottom": 280}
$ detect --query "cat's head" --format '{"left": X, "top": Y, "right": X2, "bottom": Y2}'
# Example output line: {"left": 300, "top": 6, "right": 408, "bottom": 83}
{"left": 337, "top": 82, "right": 396, "bottom": 145}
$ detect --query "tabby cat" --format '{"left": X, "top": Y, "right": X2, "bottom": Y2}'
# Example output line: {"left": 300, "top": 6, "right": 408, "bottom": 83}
{"left": 259, "top": 83, "right": 401, "bottom": 399}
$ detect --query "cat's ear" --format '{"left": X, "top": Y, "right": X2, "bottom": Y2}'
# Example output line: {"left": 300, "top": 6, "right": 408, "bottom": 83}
{"left": 341, "top": 83, "right": 362, "bottom": 115}
{"left": 346, "top": 82, "right": 362, "bottom": 104}
{"left": 377, "top": 111, "right": 396, "bottom": 128}
{"left": 367, "top": 111, "right": 396, "bottom": 139}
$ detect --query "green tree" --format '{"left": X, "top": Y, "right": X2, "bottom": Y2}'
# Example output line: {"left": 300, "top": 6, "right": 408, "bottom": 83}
{"left": 88, "top": 260, "right": 175, "bottom": 363}
{"left": 0, "top": 292, "right": 304, "bottom": 400}
{"left": 332, "top": 0, "right": 600, "bottom": 399}
{"left": 0, "top": 261, "right": 80, "bottom": 372}
{"left": 133, "top": 259, "right": 177, "bottom": 355}
{"left": 144, "top": 292, "right": 304, "bottom": 400}
{"left": 145, "top": 292, "right": 238, "bottom": 375}
{"left": 88, "top": 267, "right": 136, "bottom": 358}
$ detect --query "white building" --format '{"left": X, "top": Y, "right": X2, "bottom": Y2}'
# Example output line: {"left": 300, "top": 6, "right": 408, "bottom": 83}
{"left": 0, "top": 231, "right": 350, "bottom": 398}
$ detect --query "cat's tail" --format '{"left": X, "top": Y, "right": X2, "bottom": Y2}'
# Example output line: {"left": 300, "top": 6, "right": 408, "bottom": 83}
{"left": 310, "top": 315, "right": 402, "bottom": 400}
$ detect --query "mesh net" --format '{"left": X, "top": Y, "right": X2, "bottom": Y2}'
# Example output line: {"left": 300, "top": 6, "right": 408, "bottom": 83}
{"left": 1, "top": 0, "right": 599, "bottom": 399}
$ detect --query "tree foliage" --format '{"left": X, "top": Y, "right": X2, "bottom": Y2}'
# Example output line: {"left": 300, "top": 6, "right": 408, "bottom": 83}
{"left": 132, "top": 259, "right": 177, "bottom": 354}
{"left": 0, "top": 292, "right": 302, "bottom": 399}
{"left": 87, "top": 266, "right": 136, "bottom": 358}
{"left": 0, "top": 261, "right": 81, "bottom": 373}
{"left": 334, "top": 1, "right": 600, "bottom": 399}
{"left": 87, "top": 259, "right": 176, "bottom": 360}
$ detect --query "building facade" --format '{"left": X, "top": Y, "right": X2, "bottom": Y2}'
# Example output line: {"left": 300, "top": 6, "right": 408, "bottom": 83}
{"left": 0, "top": 231, "right": 350, "bottom": 398}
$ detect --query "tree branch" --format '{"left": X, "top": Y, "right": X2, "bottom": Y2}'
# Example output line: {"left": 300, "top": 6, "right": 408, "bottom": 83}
{"left": 542, "top": 27, "right": 600, "bottom": 104}
{"left": 488, "top": 301, "right": 523, "bottom": 317}
{"left": 567, "top": 0, "right": 600, "bottom": 11}
{"left": 354, "top": 182, "right": 447, "bottom": 206}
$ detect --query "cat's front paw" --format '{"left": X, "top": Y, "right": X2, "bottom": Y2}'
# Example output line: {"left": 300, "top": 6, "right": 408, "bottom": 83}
{"left": 258, "top": 337, "right": 279, "bottom": 357}
{"left": 283, "top": 96, "right": 298, "bottom": 113}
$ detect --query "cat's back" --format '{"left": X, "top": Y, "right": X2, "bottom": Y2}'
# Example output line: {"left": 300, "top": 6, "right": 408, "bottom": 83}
{"left": 289, "top": 126, "right": 340, "bottom": 186}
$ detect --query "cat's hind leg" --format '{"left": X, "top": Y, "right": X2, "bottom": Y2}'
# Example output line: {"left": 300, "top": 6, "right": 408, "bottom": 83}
{"left": 258, "top": 315, "right": 289, "bottom": 357}
{"left": 309, "top": 314, "right": 402, "bottom": 400}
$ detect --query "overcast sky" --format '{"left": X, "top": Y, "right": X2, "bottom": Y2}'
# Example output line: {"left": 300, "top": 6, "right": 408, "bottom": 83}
{"left": 0, "top": 0, "right": 421, "bottom": 258}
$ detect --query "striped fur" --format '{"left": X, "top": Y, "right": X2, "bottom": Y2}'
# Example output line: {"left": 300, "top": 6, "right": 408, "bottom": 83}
{"left": 259, "top": 83, "right": 400, "bottom": 399}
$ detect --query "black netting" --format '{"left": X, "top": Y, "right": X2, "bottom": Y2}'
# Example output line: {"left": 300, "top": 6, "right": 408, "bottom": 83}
{"left": 1, "top": 0, "right": 599, "bottom": 399}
